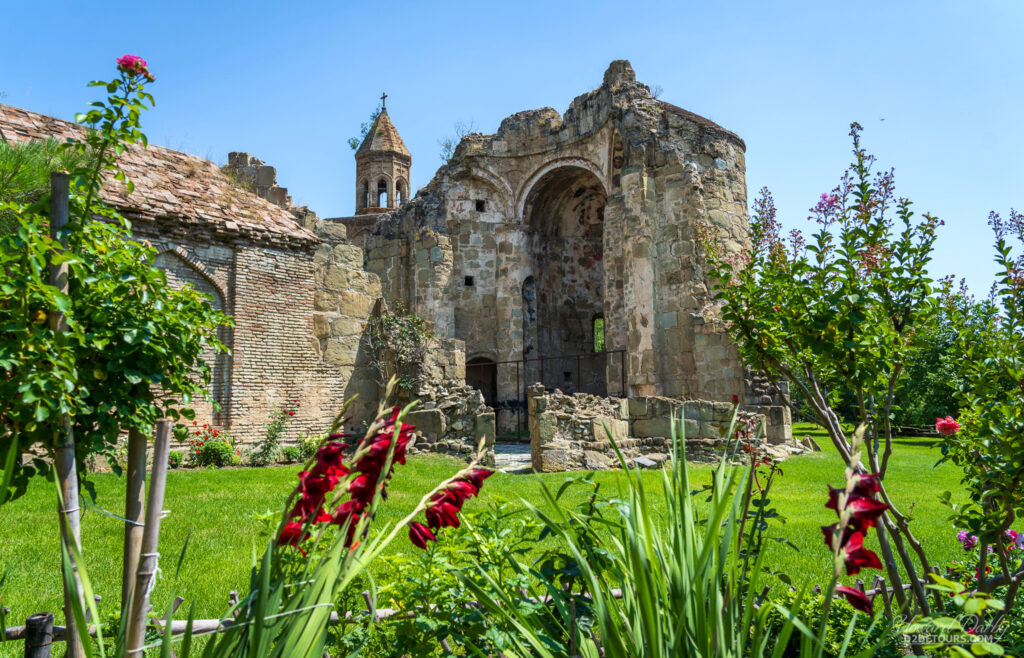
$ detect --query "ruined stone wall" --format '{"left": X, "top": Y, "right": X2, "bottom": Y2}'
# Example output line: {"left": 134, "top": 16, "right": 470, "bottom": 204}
{"left": 362, "top": 61, "right": 790, "bottom": 442}
{"left": 528, "top": 386, "right": 795, "bottom": 472}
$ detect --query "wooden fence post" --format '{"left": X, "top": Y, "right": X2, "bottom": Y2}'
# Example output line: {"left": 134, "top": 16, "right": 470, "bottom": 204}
{"left": 121, "top": 428, "right": 148, "bottom": 619}
{"left": 24, "top": 612, "right": 54, "bottom": 658}
{"left": 125, "top": 420, "right": 171, "bottom": 656}
{"left": 49, "top": 172, "right": 85, "bottom": 658}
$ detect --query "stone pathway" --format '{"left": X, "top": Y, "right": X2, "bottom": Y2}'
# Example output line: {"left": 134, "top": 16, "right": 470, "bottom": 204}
{"left": 494, "top": 442, "right": 532, "bottom": 473}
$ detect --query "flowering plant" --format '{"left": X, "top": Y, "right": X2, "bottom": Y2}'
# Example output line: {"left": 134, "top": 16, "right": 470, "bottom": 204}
{"left": 939, "top": 209, "right": 1024, "bottom": 616}
{"left": 700, "top": 125, "right": 945, "bottom": 619}
{"left": 247, "top": 399, "right": 299, "bottom": 466}
{"left": 196, "top": 378, "right": 493, "bottom": 657}
{"left": 186, "top": 421, "right": 239, "bottom": 467}
{"left": 819, "top": 426, "right": 890, "bottom": 616}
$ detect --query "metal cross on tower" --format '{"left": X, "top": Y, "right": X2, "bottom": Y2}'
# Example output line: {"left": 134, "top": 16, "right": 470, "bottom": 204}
{"left": 380, "top": 92, "right": 387, "bottom": 109}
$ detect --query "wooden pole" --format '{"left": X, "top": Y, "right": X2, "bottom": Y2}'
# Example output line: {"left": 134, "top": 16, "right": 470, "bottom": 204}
{"left": 23, "top": 612, "right": 54, "bottom": 658}
{"left": 49, "top": 172, "right": 85, "bottom": 658}
{"left": 125, "top": 420, "right": 171, "bottom": 656}
{"left": 121, "top": 428, "right": 148, "bottom": 619}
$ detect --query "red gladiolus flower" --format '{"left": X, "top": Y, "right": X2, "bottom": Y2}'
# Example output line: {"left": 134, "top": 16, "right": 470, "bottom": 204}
{"left": 732, "top": 394, "right": 739, "bottom": 404}
{"left": 839, "top": 531, "right": 883, "bottom": 575}
{"left": 835, "top": 586, "right": 874, "bottom": 614}
{"left": 348, "top": 473, "right": 377, "bottom": 503}
{"left": 409, "top": 522, "right": 437, "bottom": 549}
{"left": 278, "top": 521, "right": 306, "bottom": 554}
{"left": 288, "top": 411, "right": 295, "bottom": 416}
{"left": 464, "top": 468, "right": 494, "bottom": 489}
{"left": 825, "top": 487, "right": 888, "bottom": 527}
{"left": 425, "top": 497, "right": 462, "bottom": 530}
{"left": 447, "top": 480, "right": 479, "bottom": 503}
{"left": 935, "top": 416, "right": 960, "bottom": 435}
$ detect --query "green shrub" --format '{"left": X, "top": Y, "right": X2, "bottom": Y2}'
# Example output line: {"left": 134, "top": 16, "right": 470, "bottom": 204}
{"left": 297, "top": 433, "right": 322, "bottom": 460}
{"left": 167, "top": 450, "right": 183, "bottom": 469}
{"left": 194, "top": 439, "right": 239, "bottom": 468}
{"left": 281, "top": 445, "right": 301, "bottom": 463}
{"left": 766, "top": 589, "right": 902, "bottom": 657}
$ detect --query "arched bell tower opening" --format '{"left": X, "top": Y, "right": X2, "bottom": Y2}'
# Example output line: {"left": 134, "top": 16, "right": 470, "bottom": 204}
{"left": 523, "top": 166, "right": 608, "bottom": 395}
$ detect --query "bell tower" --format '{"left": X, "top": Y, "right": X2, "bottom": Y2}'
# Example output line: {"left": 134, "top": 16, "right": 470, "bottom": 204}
{"left": 355, "top": 93, "right": 411, "bottom": 215}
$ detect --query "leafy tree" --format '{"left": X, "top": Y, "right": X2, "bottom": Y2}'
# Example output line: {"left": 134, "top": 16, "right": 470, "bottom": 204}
{"left": 0, "top": 58, "right": 230, "bottom": 502}
{"left": 942, "top": 209, "right": 1024, "bottom": 614}
{"left": 700, "top": 123, "right": 944, "bottom": 617}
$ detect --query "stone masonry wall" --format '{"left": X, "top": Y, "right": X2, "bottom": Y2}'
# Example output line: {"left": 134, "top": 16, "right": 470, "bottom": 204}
{"left": 528, "top": 385, "right": 795, "bottom": 472}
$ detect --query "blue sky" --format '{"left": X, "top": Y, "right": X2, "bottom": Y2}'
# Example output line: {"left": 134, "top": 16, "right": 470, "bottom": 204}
{"left": 2, "top": 1, "right": 1020, "bottom": 292}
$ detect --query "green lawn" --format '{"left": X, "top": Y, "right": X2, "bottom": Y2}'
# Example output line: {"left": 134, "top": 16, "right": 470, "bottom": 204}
{"left": 0, "top": 423, "right": 971, "bottom": 654}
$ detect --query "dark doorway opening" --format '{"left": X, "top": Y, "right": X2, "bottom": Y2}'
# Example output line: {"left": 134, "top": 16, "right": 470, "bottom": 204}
{"left": 465, "top": 357, "right": 497, "bottom": 407}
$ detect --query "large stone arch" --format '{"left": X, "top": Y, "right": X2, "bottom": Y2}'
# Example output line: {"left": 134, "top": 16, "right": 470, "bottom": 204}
{"left": 521, "top": 165, "right": 609, "bottom": 395}
{"left": 516, "top": 157, "right": 608, "bottom": 221}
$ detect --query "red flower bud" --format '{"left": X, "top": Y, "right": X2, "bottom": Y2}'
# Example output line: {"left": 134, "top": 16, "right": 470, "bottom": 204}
{"left": 835, "top": 585, "right": 874, "bottom": 614}
{"left": 409, "top": 521, "right": 436, "bottom": 550}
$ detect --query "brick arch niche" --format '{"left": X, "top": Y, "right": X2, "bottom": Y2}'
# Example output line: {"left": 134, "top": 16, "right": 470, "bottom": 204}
{"left": 153, "top": 250, "right": 231, "bottom": 426}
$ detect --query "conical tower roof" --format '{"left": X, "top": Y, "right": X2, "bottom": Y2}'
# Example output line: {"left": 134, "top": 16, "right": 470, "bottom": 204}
{"left": 356, "top": 108, "right": 410, "bottom": 158}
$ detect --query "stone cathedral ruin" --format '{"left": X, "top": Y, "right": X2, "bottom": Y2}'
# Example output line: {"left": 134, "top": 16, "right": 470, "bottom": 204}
{"left": 0, "top": 60, "right": 792, "bottom": 471}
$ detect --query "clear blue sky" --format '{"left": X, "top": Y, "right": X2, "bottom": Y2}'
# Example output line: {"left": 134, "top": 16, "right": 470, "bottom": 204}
{"left": 2, "top": 1, "right": 1020, "bottom": 293}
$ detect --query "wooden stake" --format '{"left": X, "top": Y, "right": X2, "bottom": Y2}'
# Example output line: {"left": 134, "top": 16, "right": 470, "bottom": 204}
{"left": 125, "top": 420, "right": 171, "bottom": 656}
{"left": 121, "top": 428, "right": 148, "bottom": 618}
{"left": 49, "top": 172, "right": 85, "bottom": 658}
{"left": 24, "top": 612, "right": 54, "bottom": 658}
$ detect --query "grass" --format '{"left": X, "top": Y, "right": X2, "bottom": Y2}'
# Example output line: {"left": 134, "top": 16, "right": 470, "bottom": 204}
{"left": 0, "top": 423, "right": 972, "bottom": 654}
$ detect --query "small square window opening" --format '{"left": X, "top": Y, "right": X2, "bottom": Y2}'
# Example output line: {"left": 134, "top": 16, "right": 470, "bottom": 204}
{"left": 464, "top": 276, "right": 475, "bottom": 287}
{"left": 475, "top": 199, "right": 486, "bottom": 212}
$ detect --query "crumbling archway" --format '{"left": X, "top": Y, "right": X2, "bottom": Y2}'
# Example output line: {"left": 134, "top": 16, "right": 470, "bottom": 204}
{"left": 523, "top": 166, "right": 607, "bottom": 394}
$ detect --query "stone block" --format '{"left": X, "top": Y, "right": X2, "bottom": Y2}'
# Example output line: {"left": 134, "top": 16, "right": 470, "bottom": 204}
{"left": 407, "top": 409, "right": 446, "bottom": 437}
{"left": 331, "top": 317, "right": 363, "bottom": 337}
{"left": 628, "top": 396, "right": 648, "bottom": 418}
{"left": 333, "top": 244, "right": 363, "bottom": 268}
{"left": 582, "top": 450, "right": 614, "bottom": 471}
{"left": 535, "top": 411, "right": 560, "bottom": 442}
{"left": 314, "top": 291, "right": 338, "bottom": 312}
{"left": 340, "top": 291, "right": 373, "bottom": 317}
{"left": 591, "top": 418, "right": 629, "bottom": 443}
{"left": 474, "top": 412, "right": 496, "bottom": 450}
{"left": 632, "top": 418, "right": 672, "bottom": 438}
{"left": 324, "top": 337, "right": 359, "bottom": 367}
{"left": 324, "top": 265, "right": 349, "bottom": 290}
{"left": 312, "top": 314, "right": 331, "bottom": 339}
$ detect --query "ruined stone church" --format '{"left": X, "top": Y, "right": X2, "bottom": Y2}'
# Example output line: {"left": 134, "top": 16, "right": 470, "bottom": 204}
{"left": 1, "top": 60, "right": 791, "bottom": 471}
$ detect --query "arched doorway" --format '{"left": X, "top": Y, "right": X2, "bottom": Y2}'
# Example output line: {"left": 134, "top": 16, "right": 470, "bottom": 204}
{"left": 523, "top": 166, "right": 607, "bottom": 394}
{"left": 465, "top": 357, "right": 497, "bottom": 407}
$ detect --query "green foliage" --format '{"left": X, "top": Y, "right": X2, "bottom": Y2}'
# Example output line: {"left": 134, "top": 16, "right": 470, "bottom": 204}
{"left": 461, "top": 416, "right": 830, "bottom": 657}
{"left": 941, "top": 209, "right": 1024, "bottom": 607}
{"left": 0, "top": 138, "right": 92, "bottom": 233}
{"left": 281, "top": 445, "right": 301, "bottom": 463}
{"left": 0, "top": 62, "right": 231, "bottom": 501}
{"left": 194, "top": 439, "right": 240, "bottom": 468}
{"left": 248, "top": 400, "right": 298, "bottom": 466}
{"left": 593, "top": 316, "right": 605, "bottom": 352}
{"left": 364, "top": 305, "right": 432, "bottom": 393}
{"left": 331, "top": 500, "right": 544, "bottom": 656}
{"left": 767, "top": 589, "right": 902, "bottom": 657}
{"left": 297, "top": 433, "right": 323, "bottom": 460}
{"left": 167, "top": 450, "right": 184, "bottom": 469}
{"left": 701, "top": 124, "right": 945, "bottom": 616}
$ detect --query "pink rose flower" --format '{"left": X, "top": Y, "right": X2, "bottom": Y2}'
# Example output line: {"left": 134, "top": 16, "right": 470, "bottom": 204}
{"left": 935, "top": 416, "right": 960, "bottom": 435}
